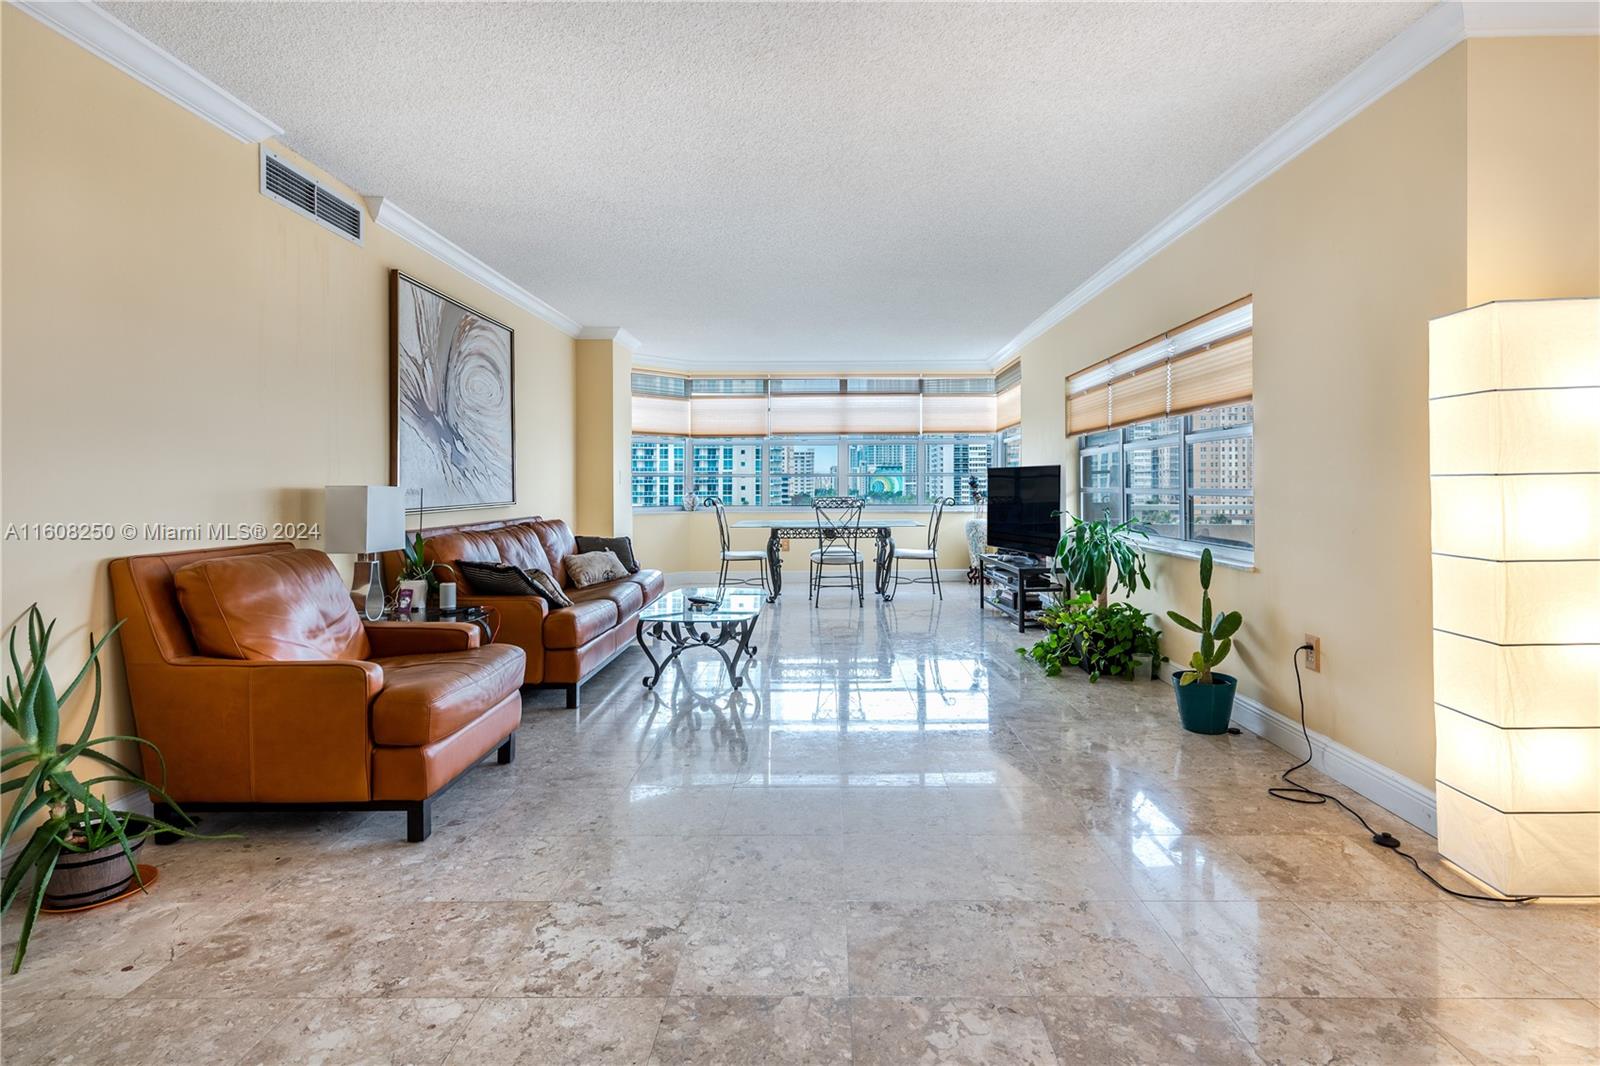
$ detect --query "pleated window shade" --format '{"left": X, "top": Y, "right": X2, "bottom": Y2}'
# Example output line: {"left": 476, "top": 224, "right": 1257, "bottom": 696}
{"left": 768, "top": 393, "right": 922, "bottom": 435}
{"left": 631, "top": 395, "right": 691, "bottom": 435}
{"left": 690, "top": 395, "right": 769, "bottom": 437}
{"left": 922, "top": 394, "right": 998, "bottom": 433}
{"left": 1066, "top": 300, "right": 1253, "bottom": 434}
{"left": 996, "top": 385, "right": 1022, "bottom": 429}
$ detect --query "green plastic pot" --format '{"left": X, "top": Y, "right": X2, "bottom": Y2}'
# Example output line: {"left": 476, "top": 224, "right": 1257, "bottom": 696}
{"left": 1172, "top": 671, "right": 1237, "bottom": 734}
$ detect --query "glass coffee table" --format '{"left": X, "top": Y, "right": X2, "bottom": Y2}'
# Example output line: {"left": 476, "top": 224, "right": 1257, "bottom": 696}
{"left": 635, "top": 587, "right": 764, "bottom": 690}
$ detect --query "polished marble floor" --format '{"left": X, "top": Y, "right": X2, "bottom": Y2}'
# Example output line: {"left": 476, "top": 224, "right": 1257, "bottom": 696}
{"left": 3, "top": 593, "right": 1597, "bottom": 1065}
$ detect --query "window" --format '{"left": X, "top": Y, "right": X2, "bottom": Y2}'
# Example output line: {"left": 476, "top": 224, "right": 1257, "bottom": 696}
{"left": 630, "top": 371, "right": 1025, "bottom": 510}
{"left": 1076, "top": 403, "right": 1253, "bottom": 558}
{"left": 692, "top": 440, "right": 765, "bottom": 506}
{"left": 998, "top": 425, "right": 1022, "bottom": 468}
{"left": 630, "top": 437, "right": 684, "bottom": 509}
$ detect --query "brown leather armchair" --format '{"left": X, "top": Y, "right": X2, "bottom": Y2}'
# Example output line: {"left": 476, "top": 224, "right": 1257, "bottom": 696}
{"left": 109, "top": 543, "right": 526, "bottom": 841}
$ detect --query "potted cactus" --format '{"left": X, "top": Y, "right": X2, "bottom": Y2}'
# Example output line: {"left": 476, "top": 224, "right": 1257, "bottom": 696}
{"left": 1166, "top": 549, "right": 1243, "bottom": 734}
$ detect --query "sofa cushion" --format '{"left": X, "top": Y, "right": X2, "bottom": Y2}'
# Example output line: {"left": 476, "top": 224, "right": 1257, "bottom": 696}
{"left": 532, "top": 520, "right": 578, "bottom": 586}
{"left": 425, "top": 530, "right": 504, "bottom": 573}
{"left": 572, "top": 577, "right": 644, "bottom": 617}
{"left": 370, "top": 644, "right": 525, "bottom": 746}
{"left": 175, "top": 548, "right": 370, "bottom": 661}
{"left": 574, "top": 535, "right": 640, "bottom": 573}
{"left": 627, "top": 568, "right": 667, "bottom": 603}
{"left": 524, "top": 568, "right": 573, "bottom": 608}
{"left": 542, "top": 598, "right": 619, "bottom": 649}
{"left": 456, "top": 560, "right": 539, "bottom": 596}
{"left": 566, "top": 550, "right": 630, "bottom": 589}
{"left": 489, "top": 523, "right": 554, "bottom": 573}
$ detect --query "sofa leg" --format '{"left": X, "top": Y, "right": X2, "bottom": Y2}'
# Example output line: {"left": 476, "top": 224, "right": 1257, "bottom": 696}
{"left": 497, "top": 734, "right": 517, "bottom": 765}
{"left": 151, "top": 801, "right": 184, "bottom": 845}
{"left": 565, "top": 683, "right": 580, "bottom": 709}
{"left": 407, "top": 799, "right": 433, "bottom": 843}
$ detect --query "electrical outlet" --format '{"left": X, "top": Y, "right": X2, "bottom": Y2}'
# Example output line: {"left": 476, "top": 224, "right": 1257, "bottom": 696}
{"left": 780, "top": 538, "right": 791, "bottom": 551}
{"left": 1303, "top": 634, "right": 1322, "bottom": 672}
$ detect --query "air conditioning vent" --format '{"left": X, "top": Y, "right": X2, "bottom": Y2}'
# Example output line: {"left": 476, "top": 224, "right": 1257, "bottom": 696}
{"left": 260, "top": 149, "right": 362, "bottom": 243}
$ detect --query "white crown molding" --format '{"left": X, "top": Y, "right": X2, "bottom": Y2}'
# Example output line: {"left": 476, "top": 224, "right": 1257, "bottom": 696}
{"left": 988, "top": 0, "right": 1596, "bottom": 369}
{"left": 11, "top": 0, "right": 282, "bottom": 143}
{"left": 365, "top": 197, "right": 583, "bottom": 337}
{"left": 577, "top": 327, "right": 644, "bottom": 353}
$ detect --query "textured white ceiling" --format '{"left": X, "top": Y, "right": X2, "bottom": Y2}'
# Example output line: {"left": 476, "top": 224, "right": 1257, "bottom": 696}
{"left": 107, "top": 1, "right": 1431, "bottom": 369}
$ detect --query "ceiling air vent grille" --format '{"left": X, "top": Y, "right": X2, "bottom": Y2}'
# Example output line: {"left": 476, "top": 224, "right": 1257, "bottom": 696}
{"left": 260, "top": 149, "right": 362, "bottom": 244}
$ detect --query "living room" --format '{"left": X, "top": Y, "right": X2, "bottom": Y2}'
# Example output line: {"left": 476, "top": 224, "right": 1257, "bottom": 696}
{"left": 2, "top": 2, "right": 1597, "bottom": 1063}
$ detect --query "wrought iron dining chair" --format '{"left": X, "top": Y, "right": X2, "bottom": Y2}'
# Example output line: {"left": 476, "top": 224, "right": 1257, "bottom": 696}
{"left": 707, "top": 497, "right": 768, "bottom": 597}
{"left": 886, "top": 496, "right": 954, "bottom": 601}
{"left": 809, "top": 496, "right": 866, "bottom": 606}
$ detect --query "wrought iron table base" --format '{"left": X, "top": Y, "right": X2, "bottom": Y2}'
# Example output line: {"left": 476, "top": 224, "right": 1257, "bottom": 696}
{"left": 763, "top": 526, "right": 896, "bottom": 601}
{"left": 636, "top": 616, "right": 759, "bottom": 689}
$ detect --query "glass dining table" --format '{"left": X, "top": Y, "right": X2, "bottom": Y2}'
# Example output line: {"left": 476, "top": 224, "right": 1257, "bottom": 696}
{"left": 730, "top": 518, "right": 924, "bottom": 600}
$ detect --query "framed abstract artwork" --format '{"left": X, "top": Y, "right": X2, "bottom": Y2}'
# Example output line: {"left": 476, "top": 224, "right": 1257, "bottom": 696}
{"left": 390, "top": 270, "right": 515, "bottom": 511}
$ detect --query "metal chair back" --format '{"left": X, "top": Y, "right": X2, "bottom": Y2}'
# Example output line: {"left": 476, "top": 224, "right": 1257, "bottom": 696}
{"left": 813, "top": 496, "right": 865, "bottom": 556}
{"left": 926, "top": 496, "right": 954, "bottom": 551}
{"left": 707, "top": 497, "right": 732, "bottom": 554}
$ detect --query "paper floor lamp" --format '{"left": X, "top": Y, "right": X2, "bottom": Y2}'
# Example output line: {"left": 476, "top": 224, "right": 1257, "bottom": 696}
{"left": 1430, "top": 297, "right": 1599, "bottom": 898}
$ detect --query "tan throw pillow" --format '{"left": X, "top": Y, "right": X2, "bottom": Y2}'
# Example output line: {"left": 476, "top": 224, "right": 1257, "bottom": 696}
{"left": 523, "top": 568, "right": 573, "bottom": 608}
{"left": 565, "top": 549, "right": 629, "bottom": 589}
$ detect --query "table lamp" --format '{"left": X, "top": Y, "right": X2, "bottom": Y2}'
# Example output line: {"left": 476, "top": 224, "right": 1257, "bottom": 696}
{"left": 1429, "top": 297, "right": 1599, "bottom": 898}
{"left": 325, "top": 485, "right": 406, "bottom": 621}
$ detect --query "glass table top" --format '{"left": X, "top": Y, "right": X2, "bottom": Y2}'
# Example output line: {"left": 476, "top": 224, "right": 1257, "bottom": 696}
{"left": 640, "top": 587, "right": 766, "bottom": 623}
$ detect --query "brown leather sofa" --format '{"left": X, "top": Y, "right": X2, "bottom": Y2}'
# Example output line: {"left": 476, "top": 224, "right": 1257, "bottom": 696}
{"left": 109, "top": 543, "right": 525, "bottom": 841}
{"left": 380, "top": 517, "right": 663, "bottom": 708}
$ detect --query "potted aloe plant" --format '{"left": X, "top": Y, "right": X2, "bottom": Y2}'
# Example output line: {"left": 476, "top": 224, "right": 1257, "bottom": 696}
{"left": 1, "top": 606, "right": 199, "bottom": 971}
{"left": 1167, "top": 549, "right": 1243, "bottom": 734}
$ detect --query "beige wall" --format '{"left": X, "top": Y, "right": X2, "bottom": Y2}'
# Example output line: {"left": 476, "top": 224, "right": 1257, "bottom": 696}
{"left": 574, "top": 337, "right": 634, "bottom": 538}
{"left": 0, "top": 8, "right": 578, "bottom": 818}
{"left": 1465, "top": 37, "right": 1600, "bottom": 303}
{"left": 1019, "top": 37, "right": 1598, "bottom": 789}
{"left": 633, "top": 508, "right": 975, "bottom": 577}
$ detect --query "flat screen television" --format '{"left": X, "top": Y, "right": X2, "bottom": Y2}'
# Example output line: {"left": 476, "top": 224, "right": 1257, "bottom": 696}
{"left": 986, "top": 465, "right": 1062, "bottom": 558}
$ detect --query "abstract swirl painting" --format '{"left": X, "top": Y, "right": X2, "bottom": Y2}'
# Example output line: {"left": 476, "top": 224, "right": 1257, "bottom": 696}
{"left": 391, "top": 271, "right": 515, "bottom": 510}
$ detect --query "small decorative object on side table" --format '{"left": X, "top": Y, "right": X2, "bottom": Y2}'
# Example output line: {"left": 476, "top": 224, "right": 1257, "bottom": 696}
{"left": 385, "top": 603, "right": 494, "bottom": 643}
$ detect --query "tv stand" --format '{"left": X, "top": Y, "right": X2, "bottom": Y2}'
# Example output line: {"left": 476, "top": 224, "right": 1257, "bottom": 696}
{"left": 978, "top": 554, "right": 1065, "bottom": 633}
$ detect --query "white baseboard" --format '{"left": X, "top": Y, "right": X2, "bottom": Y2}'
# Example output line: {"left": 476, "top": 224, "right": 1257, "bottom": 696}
{"left": 1163, "top": 665, "right": 1439, "bottom": 835}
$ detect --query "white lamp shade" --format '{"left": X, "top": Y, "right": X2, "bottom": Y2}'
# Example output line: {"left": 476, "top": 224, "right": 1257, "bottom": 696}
{"left": 1431, "top": 474, "right": 1600, "bottom": 560}
{"left": 1430, "top": 298, "right": 1600, "bottom": 898}
{"left": 324, "top": 485, "right": 406, "bottom": 554}
{"left": 1434, "top": 630, "right": 1600, "bottom": 730}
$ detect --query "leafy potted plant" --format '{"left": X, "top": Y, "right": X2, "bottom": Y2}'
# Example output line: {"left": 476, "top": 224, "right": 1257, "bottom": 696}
{"left": 1056, "top": 515, "right": 1150, "bottom": 607}
{"left": 1167, "top": 549, "right": 1243, "bottom": 734}
{"left": 395, "top": 531, "right": 434, "bottom": 609}
{"left": 1019, "top": 592, "right": 1164, "bottom": 682}
{"left": 1, "top": 606, "right": 200, "bottom": 972}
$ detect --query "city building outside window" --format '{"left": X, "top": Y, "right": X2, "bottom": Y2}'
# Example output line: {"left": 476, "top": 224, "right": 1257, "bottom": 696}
{"left": 1075, "top": 402, "right": 1253, "bottom": 562}
{"left": 632, "top": 433, "right": 1012, "bottom": 509}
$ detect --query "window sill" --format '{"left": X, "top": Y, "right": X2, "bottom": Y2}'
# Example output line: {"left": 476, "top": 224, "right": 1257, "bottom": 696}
{"left": 1140, "top": 539, "right": 1256, "bottom": 572}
